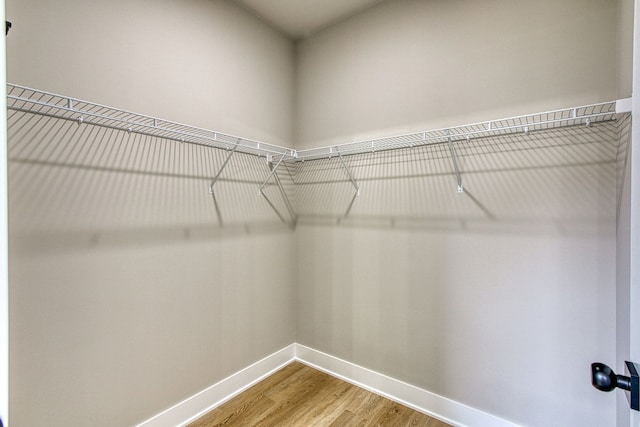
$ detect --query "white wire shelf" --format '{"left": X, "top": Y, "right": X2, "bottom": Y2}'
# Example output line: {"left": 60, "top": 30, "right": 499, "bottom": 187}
{"left": 6, "top": 83, "right": 633, "bottom": 230}
{"left": 7, "top": 83, "right": 631, "bottom": 165}
{"left": 6, "top": 83, "right": 297, "bottom": 160}
{"left": 295, "top": 99, "right": 631, "bottom": 161}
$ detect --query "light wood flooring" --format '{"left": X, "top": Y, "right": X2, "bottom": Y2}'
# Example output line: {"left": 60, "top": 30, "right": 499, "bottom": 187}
{"left": 189, "top": 361, "right": 451, "bottom": 427}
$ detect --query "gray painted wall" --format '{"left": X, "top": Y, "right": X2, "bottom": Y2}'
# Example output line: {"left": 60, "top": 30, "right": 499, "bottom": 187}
{"left": 627, "top": 4, "right": 640, "bottom": 427}
{"left": 618, "top": 0, "right": 635, "bottom": 99}
{"left": 4, "top": 0, "right": 629, "bottom": 426}
{"left": 295, "top": 0, "right": 619, "bottom": 150}
{"left": 6, "top": 0, "right": 296, "bottom": 426}
{"left": 296, "top": 224, "right": 616, "bottom": 426}
{"left": 617, "top": 139, "right": 632, "bottom": 427}
{"left": 294, "top": 0, "right": 621, "bottom": 426}
{"left": 7, "top": 0, "right": 295, "bottom": 146}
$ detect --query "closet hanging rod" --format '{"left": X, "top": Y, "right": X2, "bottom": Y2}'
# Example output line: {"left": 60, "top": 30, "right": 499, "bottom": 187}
{"left": 6, "top": 83, "right": 297, "bottom": 160}
{"left": 295, "top": 98, "right": 631, "bottom": 162}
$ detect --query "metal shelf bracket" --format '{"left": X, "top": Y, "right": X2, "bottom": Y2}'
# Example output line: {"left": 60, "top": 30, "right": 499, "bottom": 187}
{"left": 337, "top": 149, "right": 360, "bottom": 218}
{"left": 447, "top": 131, "right": 464, "bottom": 194}
{"left": 209, "top": 141, "right": 240, "bottom": 226}
{"left": 259, "top": 154, "right": 296, "bottom": 227}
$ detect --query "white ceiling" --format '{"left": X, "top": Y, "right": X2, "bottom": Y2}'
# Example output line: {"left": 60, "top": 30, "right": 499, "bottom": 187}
{"left": 235, "top": 0, "right": 385, "bottom": 40}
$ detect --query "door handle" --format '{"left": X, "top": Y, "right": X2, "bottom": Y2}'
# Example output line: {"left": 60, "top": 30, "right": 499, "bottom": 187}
{"left": 591, "top": 361, "right": 639, "bottom": 411}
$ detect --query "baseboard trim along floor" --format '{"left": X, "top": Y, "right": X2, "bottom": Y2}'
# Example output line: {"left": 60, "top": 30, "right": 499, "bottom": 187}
{"left": 294, "top": 344, "right": 518, "bottom": 427}
{"left": 136, "top": 343, "right": 519, "bottom": 427}
{"left": 136, "top": 344, "right": 296, "bottom": 427}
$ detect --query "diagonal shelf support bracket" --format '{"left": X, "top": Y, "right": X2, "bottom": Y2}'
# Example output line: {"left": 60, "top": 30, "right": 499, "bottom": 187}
{"left": 444, "top": 133, "right": 496, "bottom": 220}
{"left": 272, "top": 164, "right": 297, "bottom": 224}
{"left": 259, "top": 153, "right": 286, "bottom": 195}
{"left": 337, "top": 149, "right": 360, "bottom": 218}
{"left": 259, "top": 153, "right": 296, "bottom": 227}
{"left": 447, "top": 131, "right": 464, "bottom": 194}
{"left": 209, "top": 141, "right": 239, "bottom": 226}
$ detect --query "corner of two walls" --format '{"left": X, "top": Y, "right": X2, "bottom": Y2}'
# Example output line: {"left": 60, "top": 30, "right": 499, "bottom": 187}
{"left": 6, "top": 0, "right": 629, "bottom": 425}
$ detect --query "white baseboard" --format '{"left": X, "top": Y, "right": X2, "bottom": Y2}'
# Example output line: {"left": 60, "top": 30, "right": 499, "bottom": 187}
{"left": 294, "top": 343, "right": 519, "bottom": 427}
{"left": 135, "top": 344, "right": 295, "bottom": 427}
{"left": 137, "top": 343, "right": 518, "bottom": 427}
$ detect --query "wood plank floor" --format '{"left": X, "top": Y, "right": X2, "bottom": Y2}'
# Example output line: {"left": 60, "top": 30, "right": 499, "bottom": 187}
{"left": 189, "top": 362, "right": 452, "bottom": 427}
